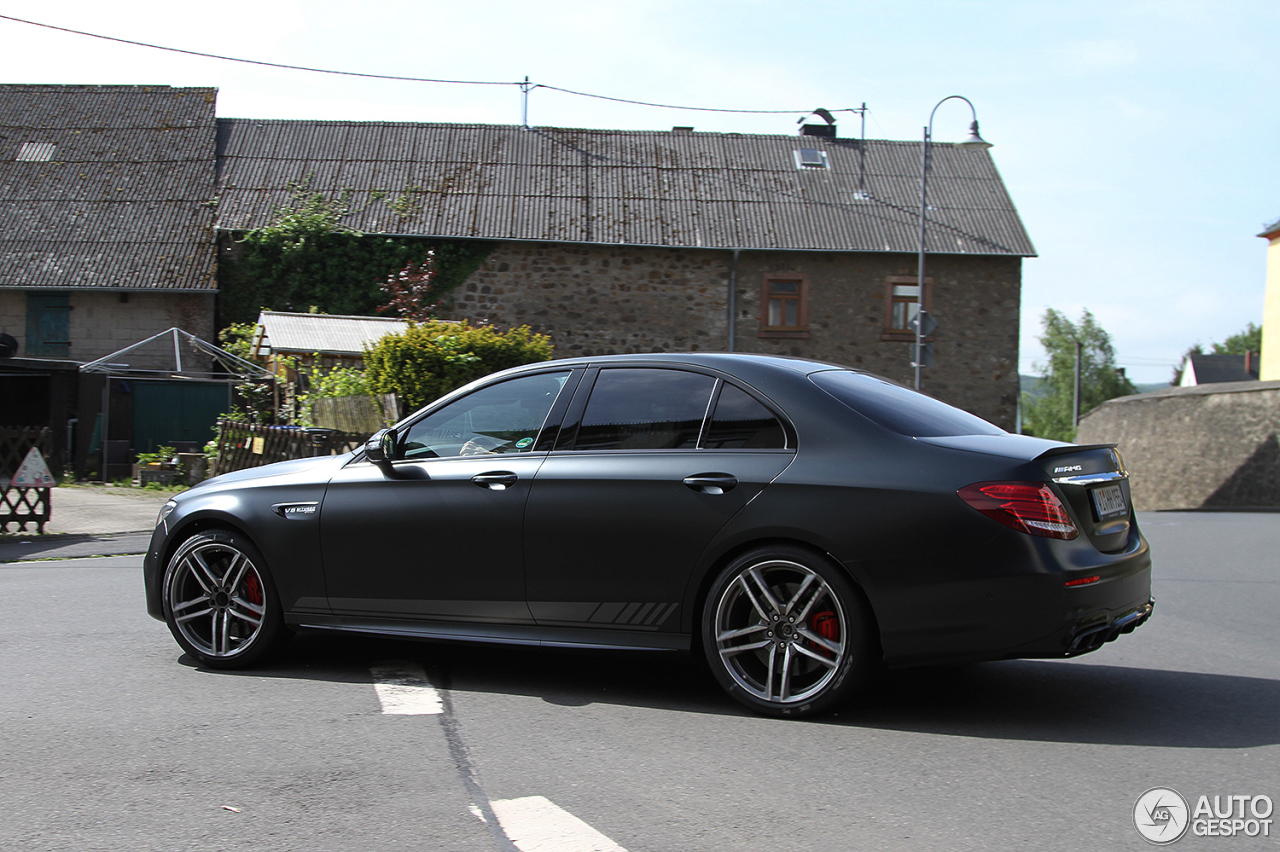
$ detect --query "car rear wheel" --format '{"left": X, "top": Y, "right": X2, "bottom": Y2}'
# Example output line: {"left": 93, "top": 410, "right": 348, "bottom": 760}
{"left": 161, "top": 529, "right": 288, "bottom": 669}
{"left": 702, "top": 546, "right": 873, "bottom": 717}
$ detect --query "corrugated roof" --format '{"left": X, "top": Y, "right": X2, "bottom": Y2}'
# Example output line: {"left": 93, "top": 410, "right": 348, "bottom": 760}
{"left": 216, "top": 121, "right": 1036, "bottom": 256}
{"left": 0, "top": 85, "right": 217, "bottom": 291}
{"left": 256, "top": 311, "right": 409, "bottom": 356}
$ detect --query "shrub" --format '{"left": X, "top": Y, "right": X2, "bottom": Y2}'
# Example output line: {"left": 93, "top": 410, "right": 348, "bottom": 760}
{"left": 363, "top": 321, "right": 553, "bottom": 410}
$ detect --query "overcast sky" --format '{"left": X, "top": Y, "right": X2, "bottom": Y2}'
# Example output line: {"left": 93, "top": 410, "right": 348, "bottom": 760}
{"left": 1, "top": 0, "right": 1275, "bottom": 384}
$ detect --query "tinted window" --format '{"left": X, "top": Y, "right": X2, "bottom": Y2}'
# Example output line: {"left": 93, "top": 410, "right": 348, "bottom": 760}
{"left": 574, "top": 368, "right": 716, "bottom": 450}
{"left": 400, "top": 371, "right": 570, "bottom": 458}
{"left": 703, "top": 384, "right": 787, "bottom": 449}
{"left": 810, "top": 370, "right": 1005, "bottom": 437}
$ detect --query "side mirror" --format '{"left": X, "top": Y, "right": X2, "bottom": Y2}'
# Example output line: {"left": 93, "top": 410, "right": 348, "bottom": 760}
{"left": 365, "top": 428, "right": 397, "bottom": 463}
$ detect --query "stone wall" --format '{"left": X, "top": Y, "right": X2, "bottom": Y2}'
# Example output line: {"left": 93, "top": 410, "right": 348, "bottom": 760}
{"left": 441, "top": 242, "right": 1022, "bottom": 429}
{"left": 1076, "top": 381, "right": 1280, "bottom": 510}
{"left": 0, "top": 291, "right": 215, "bottom": 368}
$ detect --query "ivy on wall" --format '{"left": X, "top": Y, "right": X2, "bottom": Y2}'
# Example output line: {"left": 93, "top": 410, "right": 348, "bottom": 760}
{"left": 217, "top": 178, "right": 496, "bottom": 326}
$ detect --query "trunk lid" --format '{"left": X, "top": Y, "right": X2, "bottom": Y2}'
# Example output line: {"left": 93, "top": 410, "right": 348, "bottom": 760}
{"left": 1035, "top": 444, "right": 1132, "bottom": 552}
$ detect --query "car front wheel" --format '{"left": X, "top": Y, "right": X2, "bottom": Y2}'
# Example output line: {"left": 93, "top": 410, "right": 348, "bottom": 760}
{"left": 161, "top": 529, "right": 288, "bottom": 668}
{"left": 702, "top": 546, "right": 874, "bottom": 717}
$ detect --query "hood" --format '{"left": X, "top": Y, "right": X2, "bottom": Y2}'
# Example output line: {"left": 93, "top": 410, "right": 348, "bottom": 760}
{"left": 193, "top": 453, "right": 351, "bottom": 489}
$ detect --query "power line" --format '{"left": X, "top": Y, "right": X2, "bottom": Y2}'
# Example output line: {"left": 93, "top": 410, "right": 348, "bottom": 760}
{"left": 532, "top": 83, "right": 857, "bottom": 116}
{"left": 0, "top": 14, "right": 865, "bottom": 118}
{"left": 0, "top": 14, "right": 515, "bottom": 87}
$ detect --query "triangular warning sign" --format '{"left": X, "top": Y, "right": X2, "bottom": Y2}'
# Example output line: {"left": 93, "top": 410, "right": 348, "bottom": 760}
{"left": 13, "top": 447, "right": 56, "bottom": 487}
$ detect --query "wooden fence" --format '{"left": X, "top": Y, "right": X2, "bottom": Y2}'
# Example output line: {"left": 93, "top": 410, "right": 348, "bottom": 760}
{"left": 1, "top": 426, "right": 53, "bottom": 533}
{"left": 308, "top": 392, "right": 399, "bottom": 434}
{"left": 214, "top": 421, "right": 369, "bottom": 476}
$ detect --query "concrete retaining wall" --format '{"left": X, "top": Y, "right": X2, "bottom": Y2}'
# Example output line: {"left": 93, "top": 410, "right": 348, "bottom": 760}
{"left": 1075, "top": 380, "right": 1280, "bottom": 510}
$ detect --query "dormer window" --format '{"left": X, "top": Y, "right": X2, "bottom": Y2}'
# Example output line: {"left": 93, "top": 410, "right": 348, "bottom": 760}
{"left": 17, "top": 142, "right": 56, "bottom": 162}
{"left": 793, "top": 148, "right": 829, "bottom": 170}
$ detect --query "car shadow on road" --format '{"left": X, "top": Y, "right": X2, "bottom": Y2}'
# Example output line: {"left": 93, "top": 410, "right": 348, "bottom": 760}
{"left": 186, "top": 631, "right": 1280, "bottom": 749}
{"left": 834, "top": 659, "right": 1280, "bottom": 749}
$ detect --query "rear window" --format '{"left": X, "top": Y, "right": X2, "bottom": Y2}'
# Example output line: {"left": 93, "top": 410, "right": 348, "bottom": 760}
{"left": 810, "top": 371, "right": 1005, "bottom": 437}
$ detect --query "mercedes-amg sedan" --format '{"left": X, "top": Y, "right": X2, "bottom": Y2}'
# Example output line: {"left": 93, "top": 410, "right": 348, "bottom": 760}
{"left": 145, "top": 353, "right": 1153, "bottom": 717}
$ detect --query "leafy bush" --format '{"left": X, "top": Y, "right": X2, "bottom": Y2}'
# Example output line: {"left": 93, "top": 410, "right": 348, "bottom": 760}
{"left": 136, "top": 446, "right": 177, "bottom": 466}
{"left": 218, "top": 179, "right": 495, "bottom": 325}
{"left": 364, "top": 321, "right": 554, "bottom": 410}
{"left": 304, "top": 366, "right": 371, "bottom": 399}
{"left": 217, "top": 322, "right": 259, "bottom": 361}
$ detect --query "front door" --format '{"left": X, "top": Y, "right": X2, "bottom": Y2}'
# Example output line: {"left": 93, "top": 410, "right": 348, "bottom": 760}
{"left": 320, "top": 370, "right": 573, "bottom": 623}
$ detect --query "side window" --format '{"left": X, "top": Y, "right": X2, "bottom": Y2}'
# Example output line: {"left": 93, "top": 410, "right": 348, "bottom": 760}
{"left": 399, "top": 371, "right": 570, "bottom": 459}
{"left": 573, "top": 368, "right": 716, "bottom": 451}
{"left": 759, "top": 274, "right": 809, "bottom": 338}
{"left": 703, "top": 384, "right": 787, "bottom": 449}
{"left": 882, "top": 276, "right": 932, "bottom": 341}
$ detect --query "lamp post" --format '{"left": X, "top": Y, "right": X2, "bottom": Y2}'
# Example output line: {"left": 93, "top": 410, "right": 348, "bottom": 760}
{"left": 914, "top": 95, "right": 992, "bottom": 390}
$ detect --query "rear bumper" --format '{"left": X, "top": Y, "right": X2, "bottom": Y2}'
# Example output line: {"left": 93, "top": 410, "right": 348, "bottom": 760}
{"left": 869, "top": 523, "right": 1154, "bottom": 667}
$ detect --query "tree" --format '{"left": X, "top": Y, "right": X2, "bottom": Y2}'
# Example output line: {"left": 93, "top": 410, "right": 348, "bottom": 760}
{"left": 1211, "top": 322, "right": 1262, "bottom": 355}
{"left": 1021, "top": 309, "right": 1136, "bottom": 442}
{"left": 377, "top": 255, "right": 440, "bottom": 322}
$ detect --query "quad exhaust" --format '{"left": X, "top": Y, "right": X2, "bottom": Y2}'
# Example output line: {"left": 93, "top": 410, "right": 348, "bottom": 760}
{"left": 1064, "top": 598, "right": 1155, "bottom": 656}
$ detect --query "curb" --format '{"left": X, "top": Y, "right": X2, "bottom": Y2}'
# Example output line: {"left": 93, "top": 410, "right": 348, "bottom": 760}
{"left": 0, "top": 532, "right": 153, "bottom": 563}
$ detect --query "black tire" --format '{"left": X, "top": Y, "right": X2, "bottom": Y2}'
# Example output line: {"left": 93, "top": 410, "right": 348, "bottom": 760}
{"left": 161, "top": 529, "right": 289, "bottom": 669}
{"left": 701, "top": 545, "right": 874, "bottom": 717}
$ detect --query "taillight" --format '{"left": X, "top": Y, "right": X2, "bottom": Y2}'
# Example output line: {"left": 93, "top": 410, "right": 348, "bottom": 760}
{"left": 958, "top": 481, "right": 1079, "bottom": 540}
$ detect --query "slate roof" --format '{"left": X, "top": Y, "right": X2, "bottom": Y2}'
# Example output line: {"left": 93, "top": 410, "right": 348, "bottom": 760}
{"left": 1184, "top": 353, "right": 1259, "bottom": 385}
{"left": 254, "top": 310, "right": 409, "bottom": 357}
{"left": 216, "top": 121, "right": 1036, "bottom": 256}
{"left": 0, "top": 85, "right": 217, "bottom": 291}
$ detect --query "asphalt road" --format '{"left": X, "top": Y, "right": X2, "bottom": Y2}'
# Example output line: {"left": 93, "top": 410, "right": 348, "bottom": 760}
{"left": 1, "top": 512, "right": 1276, "bottom": 851}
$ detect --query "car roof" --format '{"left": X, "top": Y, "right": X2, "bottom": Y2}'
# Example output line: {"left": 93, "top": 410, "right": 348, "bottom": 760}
{"left": 515, "top": 351, "right": 848, "bottom": 376}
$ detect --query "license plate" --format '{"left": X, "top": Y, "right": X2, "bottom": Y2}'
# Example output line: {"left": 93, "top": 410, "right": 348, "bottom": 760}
{"left": 1091, "top": 483, "right": 1127, "bottom": 520}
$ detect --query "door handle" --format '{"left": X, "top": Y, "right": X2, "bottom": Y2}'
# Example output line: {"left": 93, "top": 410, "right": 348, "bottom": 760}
{"left": 471, "top": 471, "right": 519, "bottom": 491}
{"left": 682, "top": 473, "right": 739, "bottom": 495}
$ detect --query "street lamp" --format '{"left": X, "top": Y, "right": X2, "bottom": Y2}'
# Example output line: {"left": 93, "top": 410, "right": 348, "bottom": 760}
{"left": 914, "top": 95, "right": 993, "bottom": 390}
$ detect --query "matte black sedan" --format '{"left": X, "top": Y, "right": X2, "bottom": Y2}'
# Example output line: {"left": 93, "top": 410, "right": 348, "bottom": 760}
{"left": 144, "top": 353, "right": 1153, "bottom": 717}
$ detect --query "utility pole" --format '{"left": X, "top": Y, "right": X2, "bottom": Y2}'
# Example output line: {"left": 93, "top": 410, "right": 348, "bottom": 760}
{"left": 1073, "top": 338, "right": 1083, "bottom": 428}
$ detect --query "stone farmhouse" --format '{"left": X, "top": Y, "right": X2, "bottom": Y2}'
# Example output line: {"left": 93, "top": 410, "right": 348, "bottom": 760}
{"left": 0, "top": 85, "right": 217, "bottom": 364}
{"left": 2, "top": 85, "right": 1035, "bottom": 447}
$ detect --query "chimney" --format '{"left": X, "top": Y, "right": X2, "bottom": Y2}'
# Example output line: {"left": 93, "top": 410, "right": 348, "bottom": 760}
{"left": 798, "top": 108, "right": 837, "bottom": 138}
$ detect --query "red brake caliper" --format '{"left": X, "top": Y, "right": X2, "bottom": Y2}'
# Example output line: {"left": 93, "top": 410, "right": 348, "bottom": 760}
{"left": 808, "top": 611, "right": 839, "bottom": 655}
{"left": 244, "top": 571, "right": 263, "bottom": 607}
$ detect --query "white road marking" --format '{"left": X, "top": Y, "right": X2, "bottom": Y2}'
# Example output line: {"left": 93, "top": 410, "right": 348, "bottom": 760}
{"left": 369, "top": 661, "right": 442, "bottom": 715}
{"left": 471, "top": 796, "right": 629, "bottom": 852}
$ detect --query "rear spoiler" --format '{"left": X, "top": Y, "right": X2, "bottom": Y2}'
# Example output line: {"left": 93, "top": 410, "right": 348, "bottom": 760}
{"left": 1034, "top": 443, "right": 1117, "bottom": 461}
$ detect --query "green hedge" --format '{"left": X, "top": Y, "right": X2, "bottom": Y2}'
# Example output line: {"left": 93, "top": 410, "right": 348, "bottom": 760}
{"left": 364, "top": 321, "right": 554, "bottom": 411}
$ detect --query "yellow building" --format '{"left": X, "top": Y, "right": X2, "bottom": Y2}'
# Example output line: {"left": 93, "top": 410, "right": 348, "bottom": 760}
{"left": 1262, "top": 218, "right": 1280, "bottom": 381}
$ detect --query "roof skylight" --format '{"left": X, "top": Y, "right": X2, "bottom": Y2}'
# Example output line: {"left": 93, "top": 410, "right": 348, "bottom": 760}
{"left": 794, "top": 148, "right": 829, "bottom": 170}
{"left": 16, "top": 142, "right": 56, "bottom": 162}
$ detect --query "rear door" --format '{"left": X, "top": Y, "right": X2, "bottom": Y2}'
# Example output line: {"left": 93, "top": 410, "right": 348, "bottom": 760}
{"left": 523, "top": 366, "right": 794, "bottom": 633}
